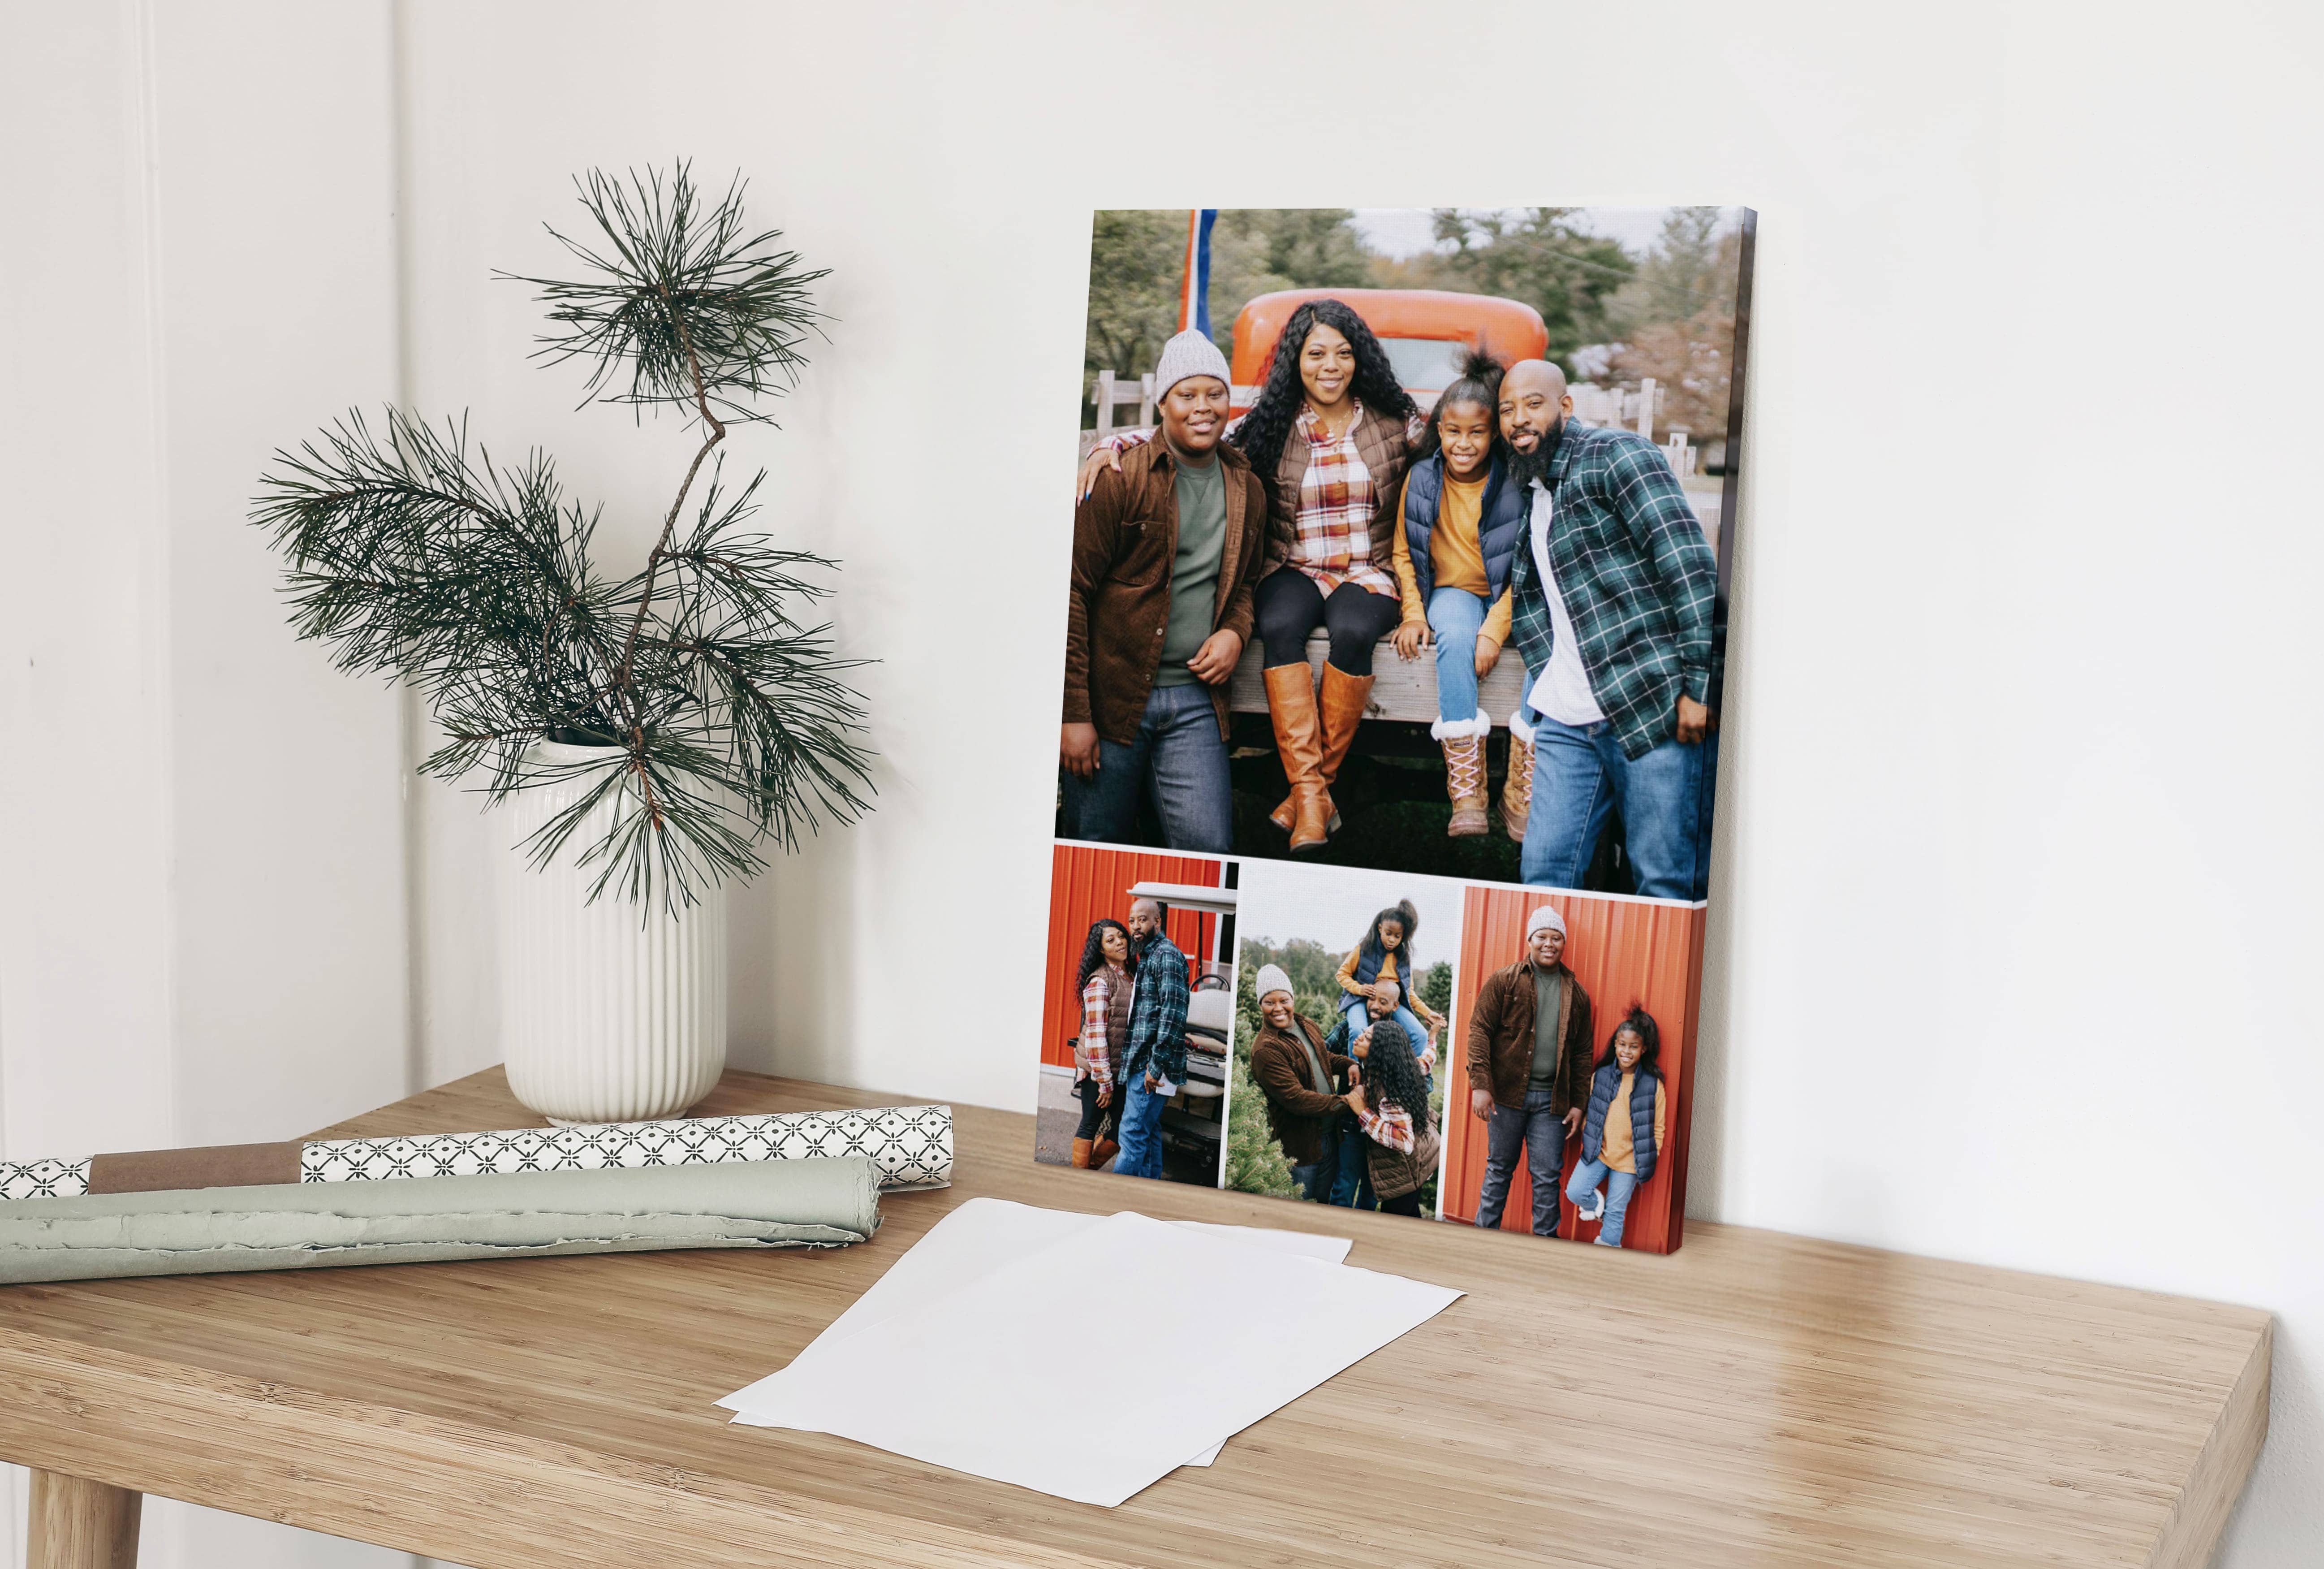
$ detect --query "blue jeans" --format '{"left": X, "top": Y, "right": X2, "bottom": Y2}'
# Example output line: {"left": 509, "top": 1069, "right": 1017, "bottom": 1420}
{"left": 1113, "top": 1074, "right": 1169, "bottom": 1180}
{"left": 1476, "top": 1085, "right": 1565, "bottom": 1236}
{"left": 1520, "top": 714, "right": 1709, "bottom": 899}
{"left": 1564, "top": 1158, "right": 1641, "bottom": 1247}
{"left": 1426, "top": 587, "right": 1489, "bottom": 726}
{"left": 1059, "top": 683, "right": 1232, "bottom": 853}
{"left": 1329, "top": 1113, "right": 1376, "bottom": 1209}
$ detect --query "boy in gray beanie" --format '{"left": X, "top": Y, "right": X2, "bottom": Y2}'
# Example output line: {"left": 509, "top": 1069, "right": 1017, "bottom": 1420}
{"left": 1061, "top": 332, "right": 1265, "bottom": 852}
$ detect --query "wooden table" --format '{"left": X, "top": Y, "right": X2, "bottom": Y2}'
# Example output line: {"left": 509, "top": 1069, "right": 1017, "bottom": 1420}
{"left": 1, "top": 1069, "right": 2270, "bottom": 1568}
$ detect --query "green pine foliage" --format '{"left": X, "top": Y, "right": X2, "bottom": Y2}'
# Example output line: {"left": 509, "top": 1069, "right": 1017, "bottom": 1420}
{"left": 250, "top": 164, "right": 872, "bottom": 911}
{"left": 1223, "top": 1049, "right": 1301, "bottom": 1201}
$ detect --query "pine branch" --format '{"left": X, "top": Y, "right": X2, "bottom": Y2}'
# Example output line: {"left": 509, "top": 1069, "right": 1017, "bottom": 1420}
{"left": 252, "top": 162, "right": 872, "bottom": 913}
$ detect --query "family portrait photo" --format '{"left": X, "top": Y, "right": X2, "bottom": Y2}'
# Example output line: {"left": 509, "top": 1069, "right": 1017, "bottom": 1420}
{"left": 1438, "top": 885, "right": 1706, "bottom": 1253}
{"left": 1058, "top": 206, "right": 1754, "bottom": 899}
{"left": 1224, "top": 862, "right": 1459, "bottom": 1219}
{"left": 1032, "top": 843, "right": 1238, "bottom": 1186}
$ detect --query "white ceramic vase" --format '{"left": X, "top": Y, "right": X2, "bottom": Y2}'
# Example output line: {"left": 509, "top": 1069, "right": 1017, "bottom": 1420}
{"left": 496, "top": 741, "right": 728, "bottom": 1125}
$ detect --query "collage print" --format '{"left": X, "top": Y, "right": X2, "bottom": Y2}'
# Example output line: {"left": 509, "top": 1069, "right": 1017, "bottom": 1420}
{"left": 1035, "top": 207, "right": 1753, "bottom": 1253}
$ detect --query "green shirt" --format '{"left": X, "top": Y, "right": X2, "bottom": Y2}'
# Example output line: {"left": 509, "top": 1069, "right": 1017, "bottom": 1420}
{"left": 1529, "top": 968, "right": 1565, "bottom": 1085}
{"left": 1154, "top": 453, "right": 1225, "bottom": 687}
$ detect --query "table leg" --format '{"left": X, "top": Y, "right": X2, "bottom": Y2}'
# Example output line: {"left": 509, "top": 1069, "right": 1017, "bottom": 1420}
{"left": 26, "top": 1471, "right": 141, "bottom": 1569}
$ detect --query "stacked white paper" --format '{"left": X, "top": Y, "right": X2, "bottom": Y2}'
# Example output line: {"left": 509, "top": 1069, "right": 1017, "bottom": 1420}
{"left": 718, "top": 1197, "right": 1462, "bottom": 1506}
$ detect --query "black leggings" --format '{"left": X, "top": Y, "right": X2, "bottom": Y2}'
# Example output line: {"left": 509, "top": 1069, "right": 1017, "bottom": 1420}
{"left": 1377, "top": 1190, "right": 1425, "bottom": 1218}
{"left": 1074, "top": 1077, "right": 1113, "bottom": 1141}
{"left": 1254, "top": 570, "right": 1401, "bottom": 676}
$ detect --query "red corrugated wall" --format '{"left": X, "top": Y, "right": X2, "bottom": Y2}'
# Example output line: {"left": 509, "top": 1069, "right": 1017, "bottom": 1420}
{"left": 1439, "top": 889, "right": 1707, "bottom": 1254}
{"left": 1040, "top": 844, "right": 1225, "bottom": 1069}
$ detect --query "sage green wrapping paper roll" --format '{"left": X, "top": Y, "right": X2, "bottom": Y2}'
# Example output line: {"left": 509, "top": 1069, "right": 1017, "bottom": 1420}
{"left": 0, "top": 1157, "right": 880, "bottom": 1285}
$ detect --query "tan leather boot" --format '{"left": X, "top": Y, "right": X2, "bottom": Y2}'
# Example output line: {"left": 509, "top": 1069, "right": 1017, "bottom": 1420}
{"left": 1091, "top": 1134, "right": 1119, "bottom": 1168}
{"left": 1070, "top": 1137, "right": 1093, "bottom": 1169}
{"left": 1315, "top": 666, "right": 1375, "bottom": 824}
{"left": 1267, "top": 664, "right": 1316, "bottom": 833}
{"left": 1264, "top": 664, "right": 1335, "bottom": 853}
{"left": 1502, "top": 711, "right": 1535, "bottom": 842}
{"left": 1436, "top": 713, "right": 1491, "bottom": 836}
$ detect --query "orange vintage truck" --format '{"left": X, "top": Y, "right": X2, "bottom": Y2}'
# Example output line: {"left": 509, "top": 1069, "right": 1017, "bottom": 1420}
{"left": 1227, "top": 287, "right": 1551, "bottom": 415}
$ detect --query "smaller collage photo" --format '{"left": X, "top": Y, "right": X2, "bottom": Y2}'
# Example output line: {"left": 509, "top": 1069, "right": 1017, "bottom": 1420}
{"left": 1034, "top": 841, "right": 1707, "bottom": 1253}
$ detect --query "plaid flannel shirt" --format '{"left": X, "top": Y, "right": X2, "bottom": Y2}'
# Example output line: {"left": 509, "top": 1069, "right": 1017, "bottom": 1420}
{"left": 1121, "top": 934, "right": 1190, "bottom": 1089}
{"left": 1076, "top": 973, "right": 1116, "bottom": 1089}
{"left": 1284, "top": 402, "right": 1398, "bottom": 598}
{"left": 1506, "top": 422, "right": 1719, "bottom": 761}
{"left": 1355, "top": 1097, "right": 1416, "bottom": 1154}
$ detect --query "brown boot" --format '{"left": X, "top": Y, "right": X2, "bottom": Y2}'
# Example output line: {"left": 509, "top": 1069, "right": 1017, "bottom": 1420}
{"left": 1314, "top": 666, "right": 1375, "bottom": 823}
{"left": 1501, "top": 711, "right": 1535, "bottom": 842}
{"left": 1070, "top": 1137, "right": 1093, "bottom": 1169}
{"left": 1091, "top": 1135, "right": 1119, "bottom": 1168}
{"left": 1436, "top": 713, "right": 1491, "bottom": 836}
{"left": 1263, "top": 664, "right": 1335, "bottom": 853}
{"left": 1266, "top": 664, "right": 1317, "bottom": 833}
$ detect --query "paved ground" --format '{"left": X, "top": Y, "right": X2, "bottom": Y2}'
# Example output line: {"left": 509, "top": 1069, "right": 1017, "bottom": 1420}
{"left": 1033, "top": 1067, "right": 1108, "bottom": 1169}
{"left": 1032, "top": 1065, "right": 1220, "bottom": 1184}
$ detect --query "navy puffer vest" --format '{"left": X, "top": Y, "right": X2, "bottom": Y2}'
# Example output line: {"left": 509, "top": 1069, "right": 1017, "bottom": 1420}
{"left": 1580, "top": 1060, "right": 1660, "bottom": 1182}
{"left": 1352, "top": 944, "right": 1413, "bottom": 1011}
{"left": 1400, "top": 451, "right": 1528, "bottom": 604}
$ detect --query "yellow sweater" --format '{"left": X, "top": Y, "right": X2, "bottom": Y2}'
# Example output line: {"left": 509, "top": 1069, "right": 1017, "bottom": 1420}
{"left": 1392, "top": 471, "right": 1513, "bottom": 648}
{"left": 1598, "top": 1072, "right": 1668, "bottom": 1176}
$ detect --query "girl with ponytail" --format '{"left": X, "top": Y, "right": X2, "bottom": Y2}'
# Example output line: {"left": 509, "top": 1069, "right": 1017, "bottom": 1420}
{"left": 1388, "top": 348, "right": 1543, "bottom": 840}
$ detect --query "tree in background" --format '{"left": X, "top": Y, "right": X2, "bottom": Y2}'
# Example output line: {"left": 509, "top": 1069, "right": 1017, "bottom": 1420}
{"left": 1224, "top": 1051, "right": 1302, "bottom": 1199}
{"left": 1419, "top": 959, "right": 1453, "bottom": 1023}
{"left": 1605, "top": 210, "right": 1742, "bottom": 441}
{"left": 1083, "top": 210, "right": 1372, "bottom": 419}
{"left": 1615, "top": 208, "right": 1731, "bottom": 327}
{"left": 1083, "top": 209, "right": 1186, "bottom": 410}
{"left": 1419, "top": 207, "right": 1635, "bottom": 365}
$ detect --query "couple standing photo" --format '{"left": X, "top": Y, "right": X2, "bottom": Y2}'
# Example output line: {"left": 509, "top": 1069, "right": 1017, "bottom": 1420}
{"left": 1058, "top": 207, "right": 1748, "bottom": 901}
{"left": 1033, "top": 845, "right": 1237, "bottom": 1188}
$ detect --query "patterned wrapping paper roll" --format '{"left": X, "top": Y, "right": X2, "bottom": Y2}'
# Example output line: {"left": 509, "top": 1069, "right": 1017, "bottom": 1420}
{"left": 0, "top": 1104, "right": 953, "bottom": 1203}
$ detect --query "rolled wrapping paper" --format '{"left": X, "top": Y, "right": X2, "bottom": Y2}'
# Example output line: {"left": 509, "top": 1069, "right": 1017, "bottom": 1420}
{"left": 0, "top": 1157, "right": 880, "bottom": 1285}
{"left": 0, "top": 1104, "right": 953, "bottom": 1202}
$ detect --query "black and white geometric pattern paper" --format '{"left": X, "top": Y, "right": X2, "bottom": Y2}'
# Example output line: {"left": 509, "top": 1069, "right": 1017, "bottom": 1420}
{"left": 298, "top": 1105, "right": 953, "bottom": 1192}
{"left": 0, "top": 1158, "right": 92, "bottom": 1201}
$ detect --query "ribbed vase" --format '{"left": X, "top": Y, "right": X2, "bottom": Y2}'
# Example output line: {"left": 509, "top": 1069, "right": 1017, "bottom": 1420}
{"left": 496, "top": 742, "right": 728, "bottom": 1125}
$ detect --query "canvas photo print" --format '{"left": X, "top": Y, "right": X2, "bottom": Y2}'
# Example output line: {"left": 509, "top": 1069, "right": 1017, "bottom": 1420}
{"left": 1038, "top": 207, "right": 1752, "bottom": 1253}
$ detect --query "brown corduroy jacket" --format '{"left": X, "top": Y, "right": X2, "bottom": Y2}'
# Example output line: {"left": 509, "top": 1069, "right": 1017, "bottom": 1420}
{"left": 1064, "top": 438, "right": 1265, "bottom": 745}
{"left": 1249, "top": 1015, "right": 1354, "bottom": 1168}
{"left": 1464, "top": 960, "right": 1595, "bottom": 1115}
{"left": 1258, "top": 403, "right": 1414, "bottom": 582}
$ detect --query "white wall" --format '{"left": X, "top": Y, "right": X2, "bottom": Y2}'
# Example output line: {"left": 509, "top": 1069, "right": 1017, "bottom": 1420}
{"left": 2, "top": 2, "right": 2319, "bottom": 1566}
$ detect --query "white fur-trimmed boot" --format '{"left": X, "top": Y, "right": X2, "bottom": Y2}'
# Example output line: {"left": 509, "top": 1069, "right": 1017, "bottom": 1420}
{"left": 1501, "top": 710, "right": 1535, "bottom": 843}
{"left": 1434, "top": 712, "right": 1493, "bottom": 837}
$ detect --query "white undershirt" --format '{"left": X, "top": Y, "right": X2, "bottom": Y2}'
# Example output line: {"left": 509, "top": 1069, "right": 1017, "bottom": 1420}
{"left": 1525, "top": 480, "right": 1607, "bottom": 726}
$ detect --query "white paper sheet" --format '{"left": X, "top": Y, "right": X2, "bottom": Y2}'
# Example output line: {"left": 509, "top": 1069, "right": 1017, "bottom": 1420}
{"left": 720, "top": 1197, "right": 1352, "bottom": 1467}
{"left": 727, "top": 1209, "right": 1461, "bottom": 1506}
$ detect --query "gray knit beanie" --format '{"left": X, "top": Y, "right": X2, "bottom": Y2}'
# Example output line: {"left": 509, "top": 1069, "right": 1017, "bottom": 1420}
{"left": 1152, "top": 330, "right": 1231, "bottom": 399}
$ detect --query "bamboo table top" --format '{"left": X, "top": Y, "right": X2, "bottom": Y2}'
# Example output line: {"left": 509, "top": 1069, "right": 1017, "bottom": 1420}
{"left": 0, "top": 1068, "right": 2270, "bottom": 1569}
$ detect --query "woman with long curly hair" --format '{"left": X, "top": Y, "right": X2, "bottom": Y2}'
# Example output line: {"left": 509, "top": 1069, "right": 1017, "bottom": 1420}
{"left": 1080, "top": 298, "right": 1424, "bottom": 852}
{"left": 1069, "top": 917, "right": 1134, "bottom": 1168}
{"left": 1344, "top": 1016, "right": 1442, "bottom": 1218}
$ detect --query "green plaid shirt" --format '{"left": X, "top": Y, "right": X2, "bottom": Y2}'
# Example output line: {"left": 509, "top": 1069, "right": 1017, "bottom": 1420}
{"left": 1506, "top": 422, "right": 1719, "bottom": 760}
{"left": 1122, "top": 933, "right": 1189, "bottom": 1089}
